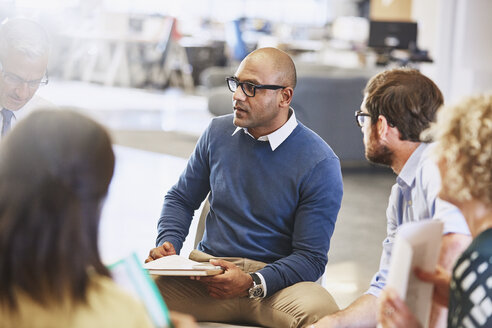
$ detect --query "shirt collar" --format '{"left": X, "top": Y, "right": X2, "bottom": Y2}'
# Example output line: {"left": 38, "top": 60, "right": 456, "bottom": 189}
{"left": 232, "top": 108, "right": 298, "bottom": 151}
{"left": 397, "top": 143, "right": 428, "bottom": 188}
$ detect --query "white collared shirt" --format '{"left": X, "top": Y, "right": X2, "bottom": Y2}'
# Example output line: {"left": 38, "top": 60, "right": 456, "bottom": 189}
{"left": 231, "top": 108, "right": 298, "bottom": 151}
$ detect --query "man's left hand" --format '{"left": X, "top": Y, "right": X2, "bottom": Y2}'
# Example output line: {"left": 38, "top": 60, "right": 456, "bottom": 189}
{"left": 193, "top": 259, "right": 253, "bottom": 299}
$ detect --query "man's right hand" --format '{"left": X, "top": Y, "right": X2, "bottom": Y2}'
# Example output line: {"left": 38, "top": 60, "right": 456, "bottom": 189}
{"left": 377, "top": 287, "right": 422, "bottom": 328}
{"left": 169, "top": 311, "right": 198, "bottom": 328}
{"left": 145, "top": 241, "right": 176, "bottom": 263}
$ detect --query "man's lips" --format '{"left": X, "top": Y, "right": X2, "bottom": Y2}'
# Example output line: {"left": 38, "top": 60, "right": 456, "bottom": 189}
{"left": 234, "top": 106, "right": 247, "bottom": 112}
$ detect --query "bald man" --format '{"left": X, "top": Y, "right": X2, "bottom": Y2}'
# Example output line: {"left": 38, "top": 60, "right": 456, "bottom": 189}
{"left": 146, "top": 47, "right": 343, "bottom": 327}
{"left": 0, "top": 18, "right": 50, "bottom": 139}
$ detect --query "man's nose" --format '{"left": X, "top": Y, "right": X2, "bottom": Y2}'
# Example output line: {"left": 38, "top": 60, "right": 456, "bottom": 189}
{"left": 232, "top": 86, "right": 246, "bottom": 101}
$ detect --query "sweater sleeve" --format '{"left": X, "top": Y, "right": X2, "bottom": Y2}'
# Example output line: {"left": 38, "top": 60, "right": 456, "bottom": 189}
{"left": 257, "top": 156, "right": 343, "bottom": 296}
{"left": 155, "top": 122, "right": 212, "bottom": 253}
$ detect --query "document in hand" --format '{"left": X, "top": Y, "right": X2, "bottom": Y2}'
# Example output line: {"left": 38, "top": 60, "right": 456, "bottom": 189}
{"left": 143, "top": 254, "right": 224, "bottom": 276}
{"left": 386, "top": 219, "right": 444, "bottom": 328}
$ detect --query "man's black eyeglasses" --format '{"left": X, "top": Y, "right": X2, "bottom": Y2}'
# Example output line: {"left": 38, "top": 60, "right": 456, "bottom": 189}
{"left": 355, "top": 110, "right": 371, "bottom": 128}
{"left": 226, "top": 76, "right": 285, "bottom": 97}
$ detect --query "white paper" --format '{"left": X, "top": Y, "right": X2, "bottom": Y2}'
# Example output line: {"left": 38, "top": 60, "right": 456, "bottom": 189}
{"left": 143, "top": 254, "right": 223, "bottom": 276}
{"left": 385, "top": 219, "right": 444, "bottom": 328}
{"left": 143, "top": 255, "right": 203, "bottom": 270}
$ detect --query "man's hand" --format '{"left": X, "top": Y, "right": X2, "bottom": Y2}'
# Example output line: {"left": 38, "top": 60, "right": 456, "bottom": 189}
{"left": 377, "top": 287, "right": 422, "bottom": 328}
{"left": 145, "top": 241, "right": 176, "bottom": 263}
{"left": 193, "top": 259, "right": 253, "bottom": 299}
{"left": 415, "top": 265, "right": 451, "bottom": 307}
{"left": 310, "top": 315, "right": 338, "bottom": 328}
{"left": 311, "top": 294, "right": 377, "bottom": 328}
{"left": 169, "top": 311, "right": 198, "bottom": 328}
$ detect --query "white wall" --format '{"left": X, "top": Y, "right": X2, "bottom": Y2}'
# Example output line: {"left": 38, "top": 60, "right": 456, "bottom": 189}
{"left": 416, "top": 0, "right": 492, "bottom": 103}
{"left": 447, "top": 0, "right": 492, "bottom": 102}
{"left": 412, "top": 0, "right": 439, "bottom": 56}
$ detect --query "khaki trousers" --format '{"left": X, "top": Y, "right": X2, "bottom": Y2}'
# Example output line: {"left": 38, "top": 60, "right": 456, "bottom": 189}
{"left": 154, "top": 250, "right": 339, "bottom": 328}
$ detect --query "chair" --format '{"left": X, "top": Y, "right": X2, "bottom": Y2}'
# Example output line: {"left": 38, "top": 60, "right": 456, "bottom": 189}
{"left": 291, "top": 75, "right": 370, "bottom": 164}
{"left": 199, "top": 66, "right": 236, "bottom": 89}
{"left": 149, "top": 17, "right": 194, "bottom": 91}
{"left": 207, "top": 87, "right": 233, "bottom": 117}
{"left": 194, "top": 197, "right": 209, "bottom": 249}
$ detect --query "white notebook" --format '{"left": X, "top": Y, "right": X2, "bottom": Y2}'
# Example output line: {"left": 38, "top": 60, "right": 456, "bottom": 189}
{"left": 143, "top": 255, "right": 224, "bottom": 276}
{"left": 383, "top": 219, "right": 444, "bottom": 328}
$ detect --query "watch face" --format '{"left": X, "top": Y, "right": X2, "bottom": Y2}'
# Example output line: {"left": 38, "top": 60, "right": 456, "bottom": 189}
{"left": 249, "top": 284, "right": 264, "bottom": 298}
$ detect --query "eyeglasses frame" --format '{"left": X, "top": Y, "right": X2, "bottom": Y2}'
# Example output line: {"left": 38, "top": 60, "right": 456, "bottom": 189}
{"left": 355, "top": 110, "right": 371, "bottom": 128}
{"left": 0, "top": 61, "right": 49, "bottom": 89}
{"left": 226, "top": 76, "right": 285, "bottom": 97}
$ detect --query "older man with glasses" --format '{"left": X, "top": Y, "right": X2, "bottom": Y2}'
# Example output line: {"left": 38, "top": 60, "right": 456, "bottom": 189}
{"left": 0, "top": 17, "right": 50, "bottom": 138}
{"left": 313, "top": 68, "right": 471, "bottom": 328}
{"left": 146, "top": 47, "right": 343, "bottom": 327}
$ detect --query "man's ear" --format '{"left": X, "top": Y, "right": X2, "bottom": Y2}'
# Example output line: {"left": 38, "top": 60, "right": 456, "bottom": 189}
{"left": 376, "top": 115, "right": 391, "bottom": 141}
{"left": 377, "top": 115, "right": 400, "bottom": 142}
{"left": 279, "top": 87, "right": 293, "bottom": 107}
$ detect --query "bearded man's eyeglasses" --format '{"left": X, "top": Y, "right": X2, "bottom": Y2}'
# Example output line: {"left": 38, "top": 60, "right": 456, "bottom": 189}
{"left": 355, "top": 110, "right": 371, "bottom": 128}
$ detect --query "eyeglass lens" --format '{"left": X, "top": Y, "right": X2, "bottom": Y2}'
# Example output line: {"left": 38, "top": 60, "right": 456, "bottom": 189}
{"left": 227, "top": 78, "right": 236, "bottom": 92}
{"left": 357, "top": 115, "right": 365, "bottom": 127}
{"left": 241, "top": 83, "right": 255, "bottom": 97}
{"left": 227, "top": 78, "right": 255, "bottom": 97}
{"left": 3, "top": 73, "right": 48, "bottom": 88}
{"left": 355, "top": 111, "right": 371, "bottom": 128}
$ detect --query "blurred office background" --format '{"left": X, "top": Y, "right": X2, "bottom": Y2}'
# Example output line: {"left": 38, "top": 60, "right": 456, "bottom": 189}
{"left": 2, "top": 0, "right": 491, "bottom": 312}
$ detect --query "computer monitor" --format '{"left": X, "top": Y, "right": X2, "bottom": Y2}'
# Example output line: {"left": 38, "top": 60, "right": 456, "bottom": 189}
{"left": 368, "top": 20, "right": 418, "bottom": 50}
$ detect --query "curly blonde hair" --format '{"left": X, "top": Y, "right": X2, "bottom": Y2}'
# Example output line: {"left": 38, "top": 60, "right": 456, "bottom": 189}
{"left": 430, "top": 94, "right": 492, "bottom": 204}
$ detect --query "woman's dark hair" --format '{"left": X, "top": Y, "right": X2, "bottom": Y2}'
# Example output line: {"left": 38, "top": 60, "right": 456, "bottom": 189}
{"left": 0, "top": 109, "right": 115, "bottom": 310}
{"left": 364, "top": 67, "right": 444, "bottom": 142}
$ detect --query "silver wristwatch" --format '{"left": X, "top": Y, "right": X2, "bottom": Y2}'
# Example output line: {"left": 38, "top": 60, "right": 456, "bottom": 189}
{"left": 248, "top": 273, "right": 264, "bottom": 299}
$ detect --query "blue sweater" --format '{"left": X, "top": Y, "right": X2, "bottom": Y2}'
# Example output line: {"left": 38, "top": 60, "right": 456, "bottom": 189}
{"left": 157, "top": 114, "right": 343, "bottom": 295}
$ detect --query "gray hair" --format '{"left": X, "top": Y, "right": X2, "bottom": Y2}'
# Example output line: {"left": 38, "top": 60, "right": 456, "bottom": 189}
{"left": 0, "top": 18, "right": 50, "bottom": 60}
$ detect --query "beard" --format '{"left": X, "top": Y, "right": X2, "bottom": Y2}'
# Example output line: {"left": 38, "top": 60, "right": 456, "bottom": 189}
{"left": 365, "top": 127, "right": 394, "bottom": 167}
